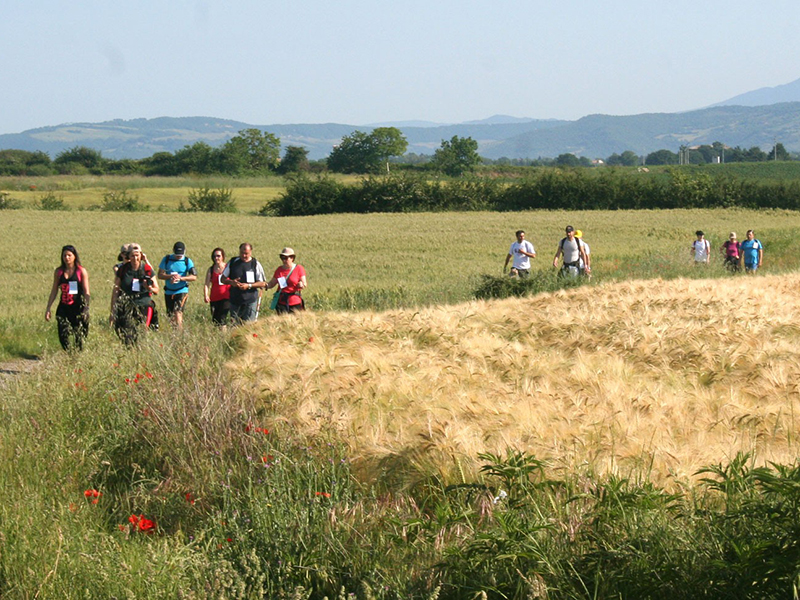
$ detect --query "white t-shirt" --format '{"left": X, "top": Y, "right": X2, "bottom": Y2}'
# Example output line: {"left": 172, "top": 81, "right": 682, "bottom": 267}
{"left": 509, "top": 240, "right": 535, "bottom": 270}
{"left": 693, "top": 239, "right": 710, "bottom": 262}
{"left": 579, "top": 242, "right": 590, "bottom": 270}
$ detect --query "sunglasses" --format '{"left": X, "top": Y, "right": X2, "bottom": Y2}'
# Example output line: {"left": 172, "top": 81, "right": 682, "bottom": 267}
{"left": 279, "top": 255, "right": 294, "bottom": 259}
{"left": 213, "top": 254, "right": 223, "bottom": 258}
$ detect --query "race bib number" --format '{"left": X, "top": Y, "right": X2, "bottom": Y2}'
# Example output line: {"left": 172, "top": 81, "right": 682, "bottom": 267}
{"left": 68, "top": 281, "right": 79, "bottom": 295}
{"left": 278, "top": 276, "right": 287, "bottom": 289}
{"left": 132, "top": 279, "right": 141, "bottom": 292}
{"left": 245, "top": 271, "right": 255, "bottom": 284}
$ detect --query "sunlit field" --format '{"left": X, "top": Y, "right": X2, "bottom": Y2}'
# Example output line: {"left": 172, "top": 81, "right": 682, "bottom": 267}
{"left": 1, "top": 207, "right": 798, "bottom": 359}
{"left": 3, "top": 206, "right": 800, "bottom": 598}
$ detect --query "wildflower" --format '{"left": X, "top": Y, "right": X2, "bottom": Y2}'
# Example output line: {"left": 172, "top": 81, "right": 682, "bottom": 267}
{"left": 84, "top": 489, "right": 102, "bottom": 504}
{"left": 145, "top": 372, "right": 153, "bottom": 379}
{"left": 129, "top": 514, "right": 156, "bottom": 533}
{"left": 493, "top": 490, "right": 507, "bottom": 504}
{"left": 227, "top": 537, "right": 233, "bottom": 542}
{"left": 185, "top": 492, "right": 196, "bottom": 505}
{"left": 308, "top": 337, "right": 314, "bottom": 343}
{"left": 253, "top": 333, "right": 258, "bottom": 338}
{"left": 245, "top": 423, "right": 252, "bottom": 432}
{"left": 315, "top": 492, "right": 331, "bottom": 498}
{"left": 125, "top": 378, "right": 130, "bottom": 384}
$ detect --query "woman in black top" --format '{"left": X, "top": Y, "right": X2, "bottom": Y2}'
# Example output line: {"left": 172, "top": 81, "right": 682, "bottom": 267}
{"left": 45, "top": 245, "right": 90, "bottom": 350}
{"left": 110, "top": 243, "right": 160, "bottom": 345}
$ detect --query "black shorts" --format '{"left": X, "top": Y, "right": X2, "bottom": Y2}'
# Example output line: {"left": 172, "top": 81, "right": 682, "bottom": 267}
{"left": 165, "top": 293, "right": 188, "bottom": 315}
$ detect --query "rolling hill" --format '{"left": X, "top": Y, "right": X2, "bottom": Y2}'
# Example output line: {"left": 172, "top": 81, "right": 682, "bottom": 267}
{"left": 3, "top": 103, "right": 800, "bottom": 161}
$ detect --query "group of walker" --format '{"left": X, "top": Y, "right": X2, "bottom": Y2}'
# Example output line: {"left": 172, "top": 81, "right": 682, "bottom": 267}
{"left": 691, "top": 230, "right": 764, "bottom": 272}
{"left": 505, "top": 226, "right": 764, "bottom": 280}
{"left": 505, "top": 225, "right": 592, "bottom": 279}
{"left": 45, "top": 242, "right": 307, "bottom": 350}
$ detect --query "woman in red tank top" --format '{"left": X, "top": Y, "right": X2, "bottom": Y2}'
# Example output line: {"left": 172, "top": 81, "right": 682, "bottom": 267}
{"left": 204, "top": 247, "right": 231, "bottom": 325}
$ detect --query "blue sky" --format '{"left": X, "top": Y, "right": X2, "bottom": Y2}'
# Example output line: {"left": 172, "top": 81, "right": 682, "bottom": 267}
{"left": 2, "top": 0, "right": 799, "bottom": 133}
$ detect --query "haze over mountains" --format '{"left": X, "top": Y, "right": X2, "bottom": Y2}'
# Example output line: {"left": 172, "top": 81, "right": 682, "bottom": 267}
{"left": 3, "top": 78, "right": 800, "bottom": 161}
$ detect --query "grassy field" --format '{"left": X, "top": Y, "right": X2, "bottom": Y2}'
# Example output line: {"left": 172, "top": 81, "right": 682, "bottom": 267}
{"left": 1, "top": 207, "right": 798, "bottom": 359}
{"left": 2, "top": 206, "right": 800, "bottom": 598}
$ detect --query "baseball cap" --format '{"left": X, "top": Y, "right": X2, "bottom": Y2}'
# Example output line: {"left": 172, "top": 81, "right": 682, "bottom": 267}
{"left": 173, "top": 241, "right": 186, "bottom": 256}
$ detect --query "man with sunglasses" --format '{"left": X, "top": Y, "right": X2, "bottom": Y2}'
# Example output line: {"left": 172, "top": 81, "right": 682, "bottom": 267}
{"left": 221, "top": 242, "right": 266, "bottom": 323}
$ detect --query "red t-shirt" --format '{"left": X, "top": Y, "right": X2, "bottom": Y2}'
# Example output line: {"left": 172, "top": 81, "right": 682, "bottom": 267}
{"left": 272, "top": 264, "right": 306, "bottom": 306}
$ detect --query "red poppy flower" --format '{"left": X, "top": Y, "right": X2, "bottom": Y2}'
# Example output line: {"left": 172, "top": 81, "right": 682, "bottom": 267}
{"left": 145, "top": 372, "right": 153, "bottom": 379}
{"left": 185, "top": 493, "right": 195, "bottom": 505}
{"left": 129, "top": 514, "right": 156, "bottom": 533}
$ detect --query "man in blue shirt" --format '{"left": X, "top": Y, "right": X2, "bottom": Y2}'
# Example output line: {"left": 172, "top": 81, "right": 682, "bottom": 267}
{"left": 739, "top": 230, "right": 763, "bottom": 273}
{"left": 158, "top": 241, "right": 197, "bottom": 329}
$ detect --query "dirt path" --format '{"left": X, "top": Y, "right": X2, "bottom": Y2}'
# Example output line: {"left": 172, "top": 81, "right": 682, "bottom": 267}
{"left": 0, "top": 358, "right": 41, "bottom": 388}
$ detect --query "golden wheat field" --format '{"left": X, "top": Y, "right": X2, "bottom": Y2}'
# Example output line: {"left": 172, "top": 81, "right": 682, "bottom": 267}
{"left": 232, "top": 272, "right": 800, "bottom": 487}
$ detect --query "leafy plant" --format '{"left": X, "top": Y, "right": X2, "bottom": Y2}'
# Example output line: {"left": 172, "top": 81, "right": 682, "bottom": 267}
{"left": 36, "top": 192, "right": 69, "bottom": 211}
{"left": 0, "top": 191, "right": 20, "bottom": 209}
{"left": 182, "top": 186, "right": 237, "bottom": 212}
{"left": 100, "top": 189, "right": 148, "bottom": 211}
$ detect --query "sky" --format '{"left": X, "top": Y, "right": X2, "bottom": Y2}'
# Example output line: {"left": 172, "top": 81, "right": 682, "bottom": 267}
{"left": 2, "top": 0, "right": 800, "bottom": 134}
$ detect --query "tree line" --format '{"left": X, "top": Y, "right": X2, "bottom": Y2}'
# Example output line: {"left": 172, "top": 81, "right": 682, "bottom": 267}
{"left": 0, "top": 126, "right": 794, "bottom": 177}
{"left": 268, "top": 168, "right": 800, "bottom": 216}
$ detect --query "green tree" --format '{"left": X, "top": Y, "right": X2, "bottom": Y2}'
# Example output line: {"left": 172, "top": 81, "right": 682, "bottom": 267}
{"left": 174, "top": 142, "right": 216, "bottom": 174}
{"left": 277, "top": 146, "right": 310, "bottom": 174}
{"left": 608, "top": 150, "right": 640, "bottom": 166}
{"left": 555, "top": 153, "right": 580, "bottom": 167}
{"left": 768, "top": 142, "right": 790, "bottom": 161}
{"left": 431, "top": 135, "right": 481, "bottom": 176}
{"left": 217, "top": 128, "right": 280, "bottom": 174}
{"left": 370, "top": 127, "right": 408, "bottom": 174}
{"left": 645, "top": 149, "right": 678, "bottom": 165}
{"left": 53, "top": 146, "right": 104, "bottom": 172}
{"left": 327, "top": 127, "right": 407, "bottom": 174}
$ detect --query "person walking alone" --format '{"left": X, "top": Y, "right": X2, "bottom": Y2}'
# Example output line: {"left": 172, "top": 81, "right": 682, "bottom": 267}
{"left": 45, "top": 245, "right": 90, "bottom": 351}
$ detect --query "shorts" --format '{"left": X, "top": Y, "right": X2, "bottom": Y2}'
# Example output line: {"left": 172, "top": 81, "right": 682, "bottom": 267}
{"left": 509, "top": 268, "right": 530, "bottom": 279}
{"left": 745, "top": 262, "right": 758, "bottom": 272}
{"left": 230, "top": 300, "right": 258, "bottom": 324}
{"left": 165, "top": 293, "right": 188, "bottom": 315}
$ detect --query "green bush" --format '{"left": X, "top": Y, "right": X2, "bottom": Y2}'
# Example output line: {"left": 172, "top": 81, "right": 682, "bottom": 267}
{"left": 36, "top": 192, "right": 69, "bottom": 211}
{"left": 100, "top": 189, "right": 148, "bottom": 212}
{"left": 182, "top": 186, "right": 237, "bottom": 212}
{"left": 474, "top": 271, "right": 585, "bottom": 300}
{"left": 0, "top": 191, "right": 21, "bottom": 209}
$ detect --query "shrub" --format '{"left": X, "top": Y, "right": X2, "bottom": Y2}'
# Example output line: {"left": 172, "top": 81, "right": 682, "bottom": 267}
{"left": 36, "top": 192, "right": 69, "bottom": 211}
{"left": 0, "top": 191, "right": 21, "bottom": 210}
{"left": 182, "top": 186, "right": 237, "bottom": 212}
{"left": 100, "top": 190, "right": 148, "bottom": 212}
{"left": 474, "top": 271, "right": 585, "bottom": 300}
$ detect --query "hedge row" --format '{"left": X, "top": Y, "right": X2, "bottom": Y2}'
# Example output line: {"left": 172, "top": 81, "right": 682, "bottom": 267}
{"left": 269, "top": 169, "right": 800, "bottom": 216}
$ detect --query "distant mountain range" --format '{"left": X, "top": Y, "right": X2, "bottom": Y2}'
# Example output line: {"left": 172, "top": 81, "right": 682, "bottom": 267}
{"left": 3, "top": 79, "right": 800, "bottom": 160}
